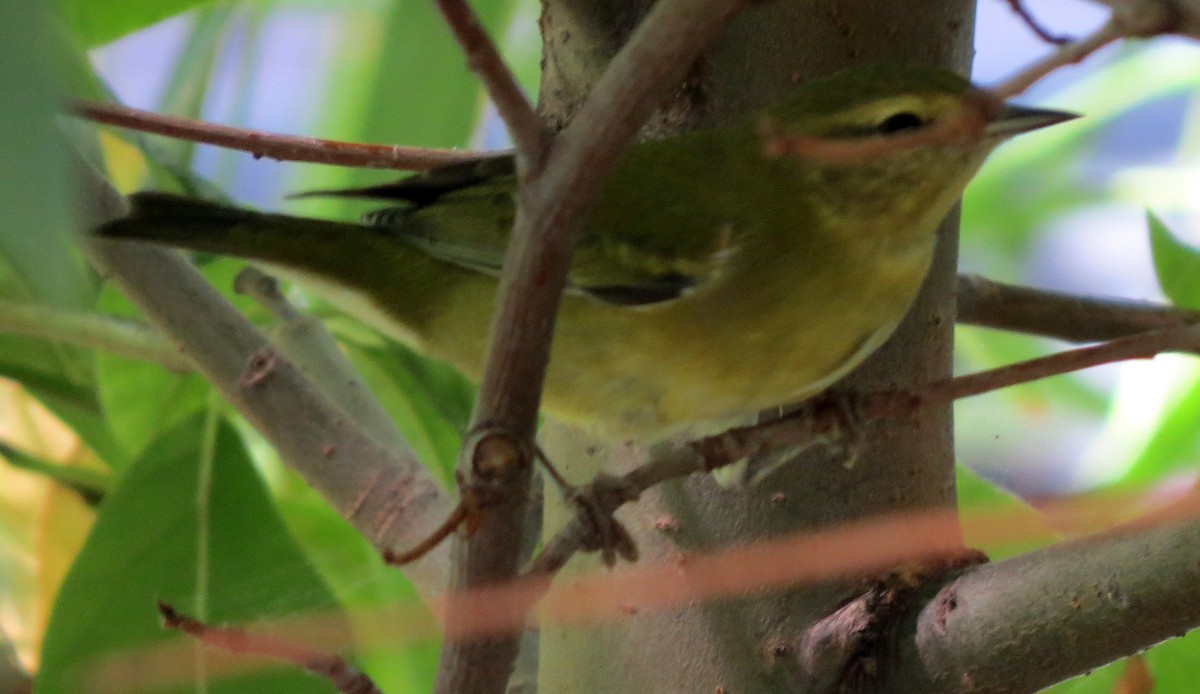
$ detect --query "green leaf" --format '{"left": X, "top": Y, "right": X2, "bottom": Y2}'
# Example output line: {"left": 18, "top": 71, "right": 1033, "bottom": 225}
{"left": 1043, "top": 658, "right": 1124, "bottom": 694}
{"left": 0, "top": 2, "right": 96, "bottom": 311}
{"left": 1116, "top": 364, "right": 1200, "bottom": 485}
{"left": 57, "top": 0, "right": 215, "bottom": 47}
{"left": 93, "top": 281, "right": 212, "bottom": 459}
{"left": 0, "top": 281, "right": 129, "bottom": 467}
{"left": 341, "top": 338, "right": 470, "bottom": 482}
{"left": 1148, "top": 211, "right": 1200, "bottom": 309}
{"left": 292, "top": 0, "right": 519, "bottom": 216}
{"left": 0, "top": 335, "right": 94, "bottom": 409}
{"left": 1138, "top": 630, "right": 1200, "bottom": 692}
{"left": 37, "top": 415, "right": 347, "bottom": 693}
{"left": 275, "top": 473, "right": 440, "bottom": 693}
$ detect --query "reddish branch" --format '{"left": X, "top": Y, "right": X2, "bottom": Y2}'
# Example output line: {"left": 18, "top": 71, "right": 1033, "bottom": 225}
{"left": 73, "top": 100, "right": 488, "bottom": 171}
{"left": 435, "top": 0, "right": 547, "bottom": 161}
{"left": 528, "top": 324, "right": 1200, "bottom": 580}
{"left": 157, "top": 602, "right": 381, "bottom": 694}
{"left": 1005, "top": 0, "right": 1071, "bottom": 44}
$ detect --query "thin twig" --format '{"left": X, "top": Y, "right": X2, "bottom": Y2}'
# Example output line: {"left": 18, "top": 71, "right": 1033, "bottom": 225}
{"left": 957, "top": 273, "right": 1200, "bottom": 343}
{"left": 931, "top": 326, "right": 1200, "bottom": 401}
{"left": 992, "top": 19, "right": 1123, "bottom": 98}
{"left": 72, "top": 100, "right": 489, "bottom": 171}
{"left": 435, "top": 0, "right": 547, "bottom": 163}
{"left": 1089, "top": 0, "right": 1199, "bottom": 40}
{"left": 384, "top": 501, "right": 469, "bottom": 565}
{"left": 527, "top": 325, "right": 1200, "bottom": 580}
{"left": 157, "top": 602, "right": 382, "bottom": 694}
{"left": 1005, "top": 0, "right": 1071, "bottom": 44}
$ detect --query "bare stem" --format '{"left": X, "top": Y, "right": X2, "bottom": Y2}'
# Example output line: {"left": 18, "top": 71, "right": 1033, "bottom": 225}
{"left": 528, "top": 325, "right": 1200, "bottom": 583}
{"left": 957, "top": 274, "right": 1200, "bottom": 343}
{"left": 988, "top": 0, "right": 1193, "bottom": 101}
{"left": 434, "top": 0, "right": 547, "bottom": 163}
{"left": 1004, "top": 0, "right": 1071, "bottom": 44}
{"left": 991, "top": 20, "right": 1124, "bottom": 98}
{"left": 931, "top": 326, "right": 1200, "bottom": 401}
{"left": 157, "top": 602, "right": 382, "bottom": 694}
{"left": 73, "top": 100, "right": 489, "bottom": 171}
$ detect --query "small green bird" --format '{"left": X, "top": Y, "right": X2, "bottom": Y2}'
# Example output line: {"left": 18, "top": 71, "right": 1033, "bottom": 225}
{"left": 95, "top": 65, "right": 1074, "bottom": 445}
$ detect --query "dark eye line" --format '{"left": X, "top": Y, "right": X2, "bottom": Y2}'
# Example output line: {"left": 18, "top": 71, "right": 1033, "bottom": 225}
{"left": 877, "top": 111, "right": 927, "bottom": 134}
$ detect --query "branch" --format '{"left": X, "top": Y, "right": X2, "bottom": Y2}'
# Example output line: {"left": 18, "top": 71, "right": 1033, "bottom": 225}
{"left": 991, "top": 18, "right": 1124, "bottom": 99}
{"left": 527, "top": 325, "right": 1200, "bottom": 581}
{"left": 890, "top": 507, "right": 1200, "bottom": 692}
{"left": 432, "top": 0, "right": 747, "bottom": 691}
{"left": 233, "top": 268, "right": 409, "bottom": 452}
{"left": 1004, "top": 0, "right": 1071, "bottom": 44}
{"left": 72, "top": 100, "right": 490, "bottom": 171}
{"left": 992, "top": 0, "right": 1185, "bottom": 99}
{"left": 957, "top": 274, "right": 1200, "bottom": 343}
{"left": 435, "top": 0, "right": 546, "bottom": 162}
{"left": 76, "top": 157, "right": 455, "bottom": 599}
{"left": 0, "top": 299, "right": 191, "bottom": 371}
{"left": 157, "top": 602, "right": 381, "bottom": 694}
{"left": 1092, "top": 0, "right": 1200, "bottom": 40}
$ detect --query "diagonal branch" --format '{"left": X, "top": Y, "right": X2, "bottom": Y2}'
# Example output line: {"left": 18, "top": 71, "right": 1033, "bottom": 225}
{"left": 991, "top": 18, "right": 1124, "bottom": 99}
{"left": 1005, "top": 0, "right": 1071, "bottom": 44}
{"left": 890, "top": 507, "right": 1200, "bottom": 692}
{"left": 991, "top": 0, "right": 1186, "bottom": 100}
{"left": 435, "top": 0, "right": 547, "bottom": 162}
{"left": 72, "top": 100, "right": 490, "bottom": 171}
{"left": 75, "top": 156, "right": 455, "bottom": 599}
{"left": 431, "top": 1, "right": 748, "bottom": 692}
{"left": 527, "top": 325, "right": 1200, "bottom": 582}
{"left": 157, "top": 602, "right": 382, "bottom": 694}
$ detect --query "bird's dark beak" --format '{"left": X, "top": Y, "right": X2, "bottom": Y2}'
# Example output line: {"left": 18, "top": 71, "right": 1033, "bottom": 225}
{"left": 985, "top": 103, "right": 1081, "bottom": 138}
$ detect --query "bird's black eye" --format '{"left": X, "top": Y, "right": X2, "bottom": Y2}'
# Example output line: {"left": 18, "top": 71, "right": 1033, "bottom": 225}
{"left": 877, "top": 112, "right": 925, "bottom": 134}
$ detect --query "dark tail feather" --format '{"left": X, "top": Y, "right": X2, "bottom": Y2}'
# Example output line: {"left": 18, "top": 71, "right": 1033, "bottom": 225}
{"left": 93, "top": 191, "right": 388, "bottom": 269}
{"left": 94, "top": 192, "right": 455, "bottom": 345}
{"left": 107, "top": 191, "right": 259, "bottom": 226}
{"left": 95, "top": 192, "right": 266, "bottom": 246}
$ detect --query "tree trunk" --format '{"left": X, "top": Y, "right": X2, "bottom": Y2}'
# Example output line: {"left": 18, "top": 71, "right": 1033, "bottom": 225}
{"left": 536, "top": 1, "right": 975, "bottom": 691}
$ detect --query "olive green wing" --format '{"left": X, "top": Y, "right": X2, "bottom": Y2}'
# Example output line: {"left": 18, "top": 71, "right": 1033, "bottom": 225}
{"left": 304, "top": 143, "right": 742, "bottom": 307}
